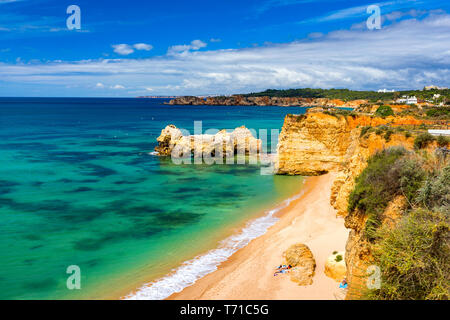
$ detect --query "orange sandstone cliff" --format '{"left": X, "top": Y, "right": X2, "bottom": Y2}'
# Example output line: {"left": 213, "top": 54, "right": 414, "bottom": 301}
{"left": 276, "top": 112, "right": 426, "bottom": 216}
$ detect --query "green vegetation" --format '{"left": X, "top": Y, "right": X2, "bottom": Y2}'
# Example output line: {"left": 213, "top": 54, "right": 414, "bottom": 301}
{"left": 349, "top": 146, "right": 449, "bottom": 300}
{"left": 416, "top": 165, "right": 450, "bottom": 212}
{"left": 437, "top": 135, "right": 450, "bottom": 147}
{"left": 335, "top": 255, "right": 343, "bottom": 262}
{"left": 426, "top": 107, "right": 450, "bottom": 119}
{"left": 348, "top": 147, "right": 426, "bottom": 240}
{"left": 245, "top": 88, "right": 396, "bottom": 102}
{"left": 244, "top": 88, "right": 450, "bottom": 103}
{"left": 360, "top": 126, "right": 372, "bottom": 138}
{"left": 375, "top": 105, "right": 394, "bottom": 117}
{"left": 414, "top": 133, "right": 436, "bottom": 149}
{"left": 368, "top": 209, "right": 449, "bottom": 300}
{"left": 367, "top": 125, "right": 398, "bottom": 142}
{"left": 384, "top": 129, "right": 394, "bottom": 142}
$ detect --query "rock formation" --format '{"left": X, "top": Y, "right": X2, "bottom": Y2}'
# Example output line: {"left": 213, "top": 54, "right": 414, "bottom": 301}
{"left": 154, "top": 125, "right": 262, "bottom": 160}
{"left": 283, "top": 243, "right": 316, "bottom": 286}
{"left": 324, "top": 251, "right": 347, "bottom": 282}
{"left": 275, "top": 112, "right": 423, "bottom": 215}
{"left": 168, "top": 96, "right": 368, "bottom": 108}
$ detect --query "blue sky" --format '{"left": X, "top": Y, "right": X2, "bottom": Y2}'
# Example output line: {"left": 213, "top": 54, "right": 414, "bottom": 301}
{"left": 0, "top": 0, "right": 449, "bottom": 96}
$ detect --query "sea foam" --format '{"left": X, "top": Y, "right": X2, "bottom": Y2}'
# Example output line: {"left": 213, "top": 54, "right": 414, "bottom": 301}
{"left": 124, "top": 190, "right": 304, "bottom": 300}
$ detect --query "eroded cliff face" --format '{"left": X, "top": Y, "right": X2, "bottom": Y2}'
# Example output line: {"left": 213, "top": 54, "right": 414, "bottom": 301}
{"left": 276, "top": 112, "right": 422, "bottom": 215}
{"left": 276, "top": 113, "right": 354, "bottom": 175}
{"left": 276, "top": 112, "right": 419, "bottom": 173}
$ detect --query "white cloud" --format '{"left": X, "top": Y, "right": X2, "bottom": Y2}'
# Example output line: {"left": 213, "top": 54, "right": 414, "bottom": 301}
{"left": 113, "top": 43, "right": 153, "bottom": 55}
{"left": 1, "top": 12, "right": 450, "bottom": 96}
{"left": 95, "top": 82, "right": 105, "bottom": 88}
{"left": 112, "top": 44, "right": 134, "bottom": 55}
{"left": 111, "top": 84, "right": 125, "bottom": 89}
{"left": 133, "top": 43, "right": 153, "bottom": 51}
{"left": 168, "top": 39, "right": 207, "bottom": 55}
{"left": 190, "top": 40, "right": 207, "bottom": 50}
{"left": 210, "top": 38, "right": 221, "bottom": 43}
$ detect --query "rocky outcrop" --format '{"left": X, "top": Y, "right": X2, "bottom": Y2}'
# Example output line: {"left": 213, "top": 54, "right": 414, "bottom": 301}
{"left": 276, "top": 113, "right": 355, "bottom": 175}
{"left": 154, "top": 125, "right": 262, "bottom": 159}
{"left": 324, "top": 252, "right": 347, "bottom": 282}
{"left": 168, "top": 96, "right": 207, "bottom": 105}
{"left": 168, "top": 96, "right": 368, "bottom": 108}
{"left": 283, "top": 243, "right": 316, "bottom": 286}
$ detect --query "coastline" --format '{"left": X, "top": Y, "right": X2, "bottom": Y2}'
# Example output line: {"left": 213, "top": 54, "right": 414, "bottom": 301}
{"left": 120, "top": 176, "right": 306, "bottom": 300}
{"left": 169, "top": 173, "right": 349, "bottom": 300}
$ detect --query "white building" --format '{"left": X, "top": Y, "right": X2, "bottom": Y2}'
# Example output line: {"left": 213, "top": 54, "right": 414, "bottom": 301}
{"left": 377, "top": 89, "right": 396, "bottom": 93}
{"left": 397, "top": 96, "right": 418, "bottom": 104}
{"left": 428, "top": 130, "right": 450, "bottom": 136}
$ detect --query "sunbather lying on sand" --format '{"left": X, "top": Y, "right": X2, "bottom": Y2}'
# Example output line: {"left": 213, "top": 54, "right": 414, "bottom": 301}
{"left": 274, "top": 264, "right": 293, "bottom": 276}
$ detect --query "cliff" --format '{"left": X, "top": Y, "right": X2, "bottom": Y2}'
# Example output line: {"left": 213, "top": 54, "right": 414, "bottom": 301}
{"left": 275, "top": 111, "right": 448, "bottom": 299}
{"left": 276, "top": 112, "right": 420, "bottom": 172}
{"left": 276, "top": 111, "right": 426, "bottom": 215}
{"left": 168, "top": 96, "right": 368, "bottom": 108}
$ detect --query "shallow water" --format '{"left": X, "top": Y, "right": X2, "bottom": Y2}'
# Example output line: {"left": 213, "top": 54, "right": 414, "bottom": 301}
{"left": 0, "top": 98, "right": 307, "bottom": 299}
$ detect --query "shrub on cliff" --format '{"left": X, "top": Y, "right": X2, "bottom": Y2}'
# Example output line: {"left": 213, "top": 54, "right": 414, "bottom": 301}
{"left": 384, "top": 129, "right": 394, "bottom": 142}
{"left": 367, "top": 209, "right": 449, "bottom": 300}
{"left": 437, "top": 135, "right": 449, "bottom": 147}
{"left": 375, "top": 105, "right": 394, "bottom": 117}
{"left": 416, "top": 165, "right": 450, "bottom": 212}
{"left": 348, "top": 147, "right": 426, "bottom": 240}
{"left": 414, "top": 133, "right": 436, "bottom": 149}
{"left": 360, "top": 126, "right": 372, "bottom": 138}
{"left": 426, "top": 107, "right": 450, "bottom": 119}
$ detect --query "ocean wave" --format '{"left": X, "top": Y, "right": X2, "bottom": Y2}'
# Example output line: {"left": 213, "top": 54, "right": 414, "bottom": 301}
{"left": 123, "top": 190, "right": 304, "bottom": 300}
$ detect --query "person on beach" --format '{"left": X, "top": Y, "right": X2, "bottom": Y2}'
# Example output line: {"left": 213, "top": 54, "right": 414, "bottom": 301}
{"left": 339, "top": 278, "right": 348, "bottom": 289}
{"left": 274, "top": 264, "right": 293, "bottom": 276}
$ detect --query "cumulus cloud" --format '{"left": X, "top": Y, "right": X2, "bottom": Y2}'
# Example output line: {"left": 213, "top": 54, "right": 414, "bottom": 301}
{"left": 1, "top": 12, "right": 450, "bottom": 96}
{"left": 112, "top": 44, "right": 134, "bottom": 55}
{"left": 133, "top": 43, "right": 153, "bottom": 51}
{"left": 111, "top": 84, "right": 125, "bottom": 89}
{"left": 95, "top": 82, "right": 105, "bottom": 88}
{"left": 168, "top": 39, "right": 207, "bottom": 55}
{"left": 112, "top": 43, "right": 152, "bottom": 55}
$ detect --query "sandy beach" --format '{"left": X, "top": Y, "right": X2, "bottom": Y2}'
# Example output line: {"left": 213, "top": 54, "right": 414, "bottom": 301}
{"left": 169, "top": 173, "right": 349, "bottom": 300}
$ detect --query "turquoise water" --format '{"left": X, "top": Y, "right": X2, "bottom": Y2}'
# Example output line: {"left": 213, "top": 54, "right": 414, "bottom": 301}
{"left": 0, "top": 98, "right": 307, "bottom": 299}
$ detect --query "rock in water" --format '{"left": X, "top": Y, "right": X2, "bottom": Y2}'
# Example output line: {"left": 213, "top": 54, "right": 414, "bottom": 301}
{"left": 154, "top": 125, "right": 262, "bottom": 158}
{"left": 283, "top": 243, "right": 316, "bottom": 286}
{"left": 324, "top": 251, "right": 346, "bottom": 282}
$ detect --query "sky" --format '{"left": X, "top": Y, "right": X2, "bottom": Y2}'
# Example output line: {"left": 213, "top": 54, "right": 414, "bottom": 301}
{"left": 0, "top": 0, "right": 449, "bottom": 97}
